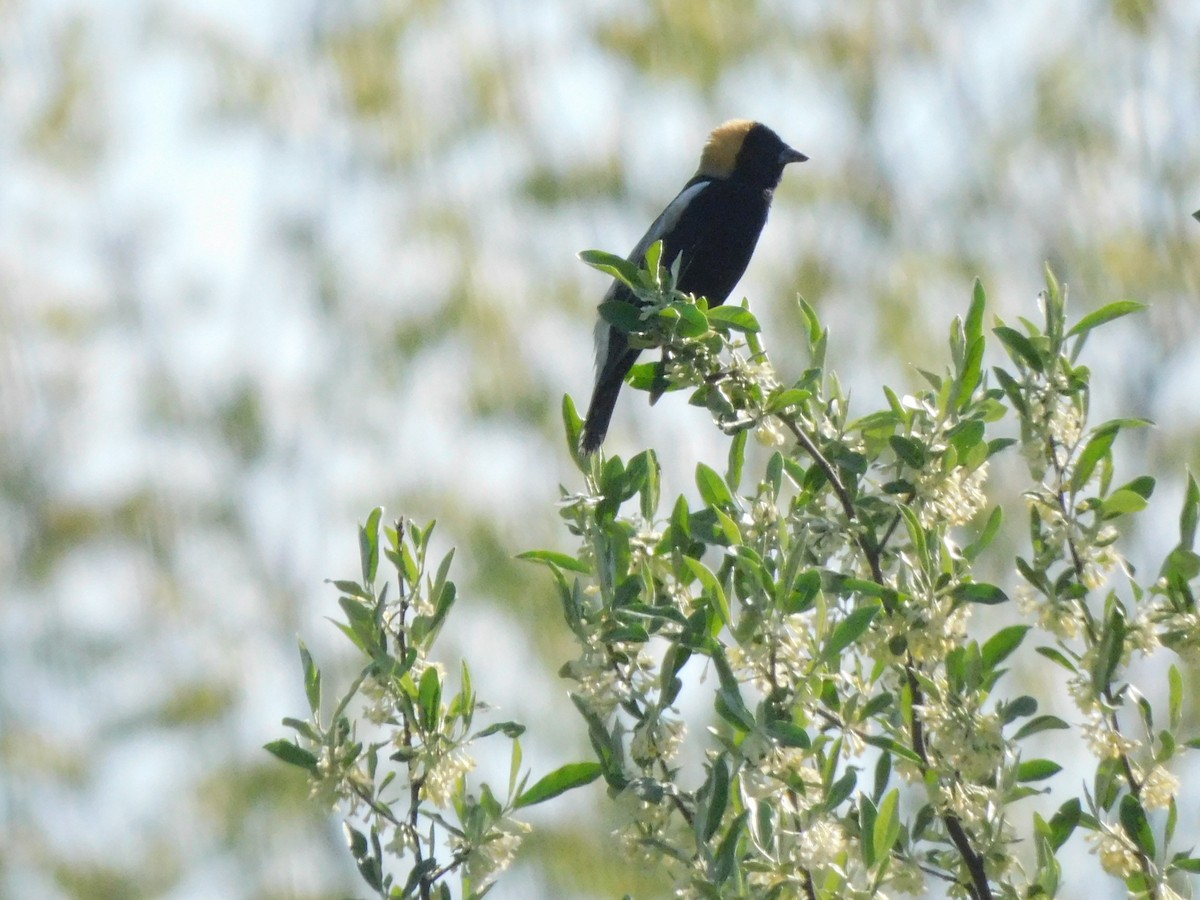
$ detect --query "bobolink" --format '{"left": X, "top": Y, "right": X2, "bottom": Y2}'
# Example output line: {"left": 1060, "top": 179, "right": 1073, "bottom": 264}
{"left": 581, "top": 119, "right": 806, "bottom": 454}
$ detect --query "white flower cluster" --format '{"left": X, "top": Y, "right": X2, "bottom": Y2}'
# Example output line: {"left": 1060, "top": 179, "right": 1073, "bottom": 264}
{"left": 915, "top": 461, "right": 989, "bottom": 528}
{"left": 454, "top": 816, "right": 531, "bottom": 888}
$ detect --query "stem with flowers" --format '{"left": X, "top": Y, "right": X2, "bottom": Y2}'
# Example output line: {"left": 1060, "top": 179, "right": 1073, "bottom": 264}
{"left": 270, "top": 251, "right": 1200, "bottom": 899}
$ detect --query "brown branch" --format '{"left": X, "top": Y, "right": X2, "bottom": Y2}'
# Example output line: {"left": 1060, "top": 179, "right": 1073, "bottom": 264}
{"left": 780, "top": 411, "right": 994, "bottom": 900}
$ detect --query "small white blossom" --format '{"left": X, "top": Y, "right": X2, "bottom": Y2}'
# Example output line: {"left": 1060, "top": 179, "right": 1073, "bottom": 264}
{"left": 915, "top": 462, "right": 989, "bottom": 528}
{"left": 421, "top": 748, "right": 475, "bottom": 807}
{"left": 459, "top": 817, "right": 530, "bottom": 887}
{"left": 1088, "top": 827, "right": 1141, "bottom": 878}
{"left": 1142, "top": 765, "right": 1179, "bottom": 810}
{"left": 1081, "top": 715, "right": 1138, "bottom": 760}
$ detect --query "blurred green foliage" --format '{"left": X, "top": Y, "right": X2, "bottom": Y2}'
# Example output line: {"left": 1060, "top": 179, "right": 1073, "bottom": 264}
{"left": 1, "top": 1, "right": 1197, "bottom": 897}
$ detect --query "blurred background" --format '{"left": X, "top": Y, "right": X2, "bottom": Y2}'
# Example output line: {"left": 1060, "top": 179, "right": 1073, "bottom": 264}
{"left": 2, "top": 0, "right": 1198, "bottom": 897}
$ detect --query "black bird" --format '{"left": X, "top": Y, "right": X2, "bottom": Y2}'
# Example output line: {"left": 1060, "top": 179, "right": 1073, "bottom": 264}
{"left": 581, "top": 119, "right": 806, "bottom": 454}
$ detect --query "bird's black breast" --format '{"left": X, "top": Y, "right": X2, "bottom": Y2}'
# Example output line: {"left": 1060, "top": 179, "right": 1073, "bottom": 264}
{"left": 659, "top": 178, "right": 771, "bottom": 306}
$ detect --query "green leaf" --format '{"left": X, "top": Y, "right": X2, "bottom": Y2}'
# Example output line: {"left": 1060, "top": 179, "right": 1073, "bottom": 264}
{"left": 1117, "top": 475, "right": 1156, "bottom": 500}
{"left": 473, "top": 721, "right": 526, "bottom": 739}
{"left": 684, "top": 557, "right": 731, "bottom": 628}
{"left": 1036, "top": 645, "right": 1078, "bottom": 673}
{"left": 1066, "top": 300, "right": 1145, "bottom": 338}
{"left": 951, "top": 582, "right": 1009, "bottom": 605}
{"left": 1047, "top": 798, "right": 1081, "bottom": 850}
{"left": 517, "top": 549, "right": 591, "bottom": 574}
{"left": 359, "top": 507, "right": 382, "bottom": 585}
{"left": 1181, "top": 473, "right": 1200, "bottom": 549}
{"left": 700, "top": 758, "right": 730, "bottom": 842}
{"left": 1119, "top": 795, "right": 1156, "bottom": 858}
{"left": 1101, "top": 488, "right": 1148, "bottom": 517}
{"left": 515, "top": 762, "right": 602, "bottom": 808}
{"left": 727, "top": 430, "right": 747, "bottom": 493}
{"left": 768, "top": 388, "right": 811, "bottom": 413}
{"left": 994, "top": 325, "right": 1044, "bottom": 372}
{"left": 873, "top": 788, "right": 902, "bottom": 863}
{"left": 1070, "top": 425, "right": 1117, "bottom": 493}
{"left": 966, "top": 279, "right": 986, "bottom": 346}
{"left": 299, "top": 641, "right": 321, "bottom": 715}
{"left": 667, "top": 300, "right": 710, "bottom": 338}
{"left": 1013, "top": 715, "right": 1070, "bottom": 740}
{"left": 597, "top": 300, "right": 644, "bottom": 334}
{"left": 418, "top": 665, "right": 442, "bottom": 733}
{"left": 1001, "top": 695, "right": 1038, "bottom": 724}
{"left": 579, "top": 249, "right": 640, "bottom": 286}
{"left": 818, "top": 604, "right": 879, "bottom": 665}
{"left": 1016, "top": 759, "right": 1062, "bottom": 782}
{"left": 889, "top": 435, "right": 926, "bottom": 468}
{"left": 955, "top": 337, "right": 985, "bottom": 409}
{"left": 562, "top": 394, "right": 586, "bottom": 470}
{"left": 1169, "top": 664, "right": 1183, "bottom": 731}
{"left": 264, "top": 739, "right": 318, "bottom": 773}
{"left": 707, "top": 305, "right": 761, "bottom": 333}
{"left": 696, "top": 462, "right": 736, "bottom": 511}
{"left": 981, "top": 625, "right": 1030, "bottom": 670}
{"left": 964, "top": 506, "right": 1004, "bottom": 561}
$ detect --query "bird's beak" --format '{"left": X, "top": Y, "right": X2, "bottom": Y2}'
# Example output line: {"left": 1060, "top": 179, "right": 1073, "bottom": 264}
{"left": 779, "top": 146, "right": 808, "bottom": 165}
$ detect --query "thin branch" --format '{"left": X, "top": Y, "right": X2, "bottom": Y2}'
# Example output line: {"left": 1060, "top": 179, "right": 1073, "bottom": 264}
{"left": 779, "top": 411, "right": 995, "bottom": 900}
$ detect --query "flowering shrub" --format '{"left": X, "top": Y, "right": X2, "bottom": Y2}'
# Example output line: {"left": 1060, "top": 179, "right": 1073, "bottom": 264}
{"left": 270, "top": 251, "right": 1200, "bottom": 899}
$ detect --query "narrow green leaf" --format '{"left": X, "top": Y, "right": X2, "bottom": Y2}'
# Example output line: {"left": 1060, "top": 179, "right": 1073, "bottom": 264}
{"left": 707, "top": 305, "right": 761, "bottom": 333}
{"left": 264, "top": 740, "right": 318, "bottom": 772}
{"left": 696, "top": 462, "right": 736, "bottom": 510}
{"left": 819, "top": 604, "right": 879, "bottom": 665}
{"left": 473, "top": 721, "right": 526, "bottom": 740}
{"left": 1013, "top": 715, "right": 1070, "bottom": 740}
{"left": 981, "top": 625, "right": 1030, "bottom": 670}
{"left": 951, "top": 582, "right": 1009, "bottom": 605}
{"left": 1066, "top": 300, "right": 1145, "bottom": 338}
{"left": 1036, "top": 645, "right": 1078, "bottom": 672}
{"left": 516, "top": 549, "right": 591, "bottom": 574}
{"left": 579, "top": 249, "right": 640, "bottom": 286}
{"left": 825, "top": 769, "right": 858, "bottom": 811}
{"left": 1070, "top": 425, "right": 1117, "bottom": 492}
{"left": 873, "top": 788, "right": 901, "bottom": 863}
{"left": 966, "top": 279, "right": 986, "bottom": 346}
{"left": 955, "top": 337, "right": 985, "bottom": 408}
{"left": 964, "top": 506, "right": 1004, "bottom": 561}
{"left": 418, "top": 666, "right": 442, "bottom": 733}
{"left": 515, "top": 762, "right": 602, "bottom": 808}
{"left": 859, "top": 796, "right": 878, "bottom": 868}
{"left": 727, "top": 430, "right": 747, "bottom": 493}
{"left": 1169, "top": 664, "right": 1183, "bottom": 731}
{"left": 1181, "top": 473, "right": 1200, "bottom": 549}
{"left": 562, "top": 394, "right": 586, "bottom": 471}
{"left": 684, "top": 557, "right": 731, "bottom": 628}
{"left": 1016, "top": 759, "right": 1062, "bottom": 782}
{"left": 701, "top": 759, "right": 730, "bottom": 842}
{"left": 360, "top": 507, "right": 382, "bottom": 585}
{"left": 1119, "top": 795, "right": 1156, "bottom": 858}
{"left": 299, "top": 641, "right": 321, "bottom": 715}
{"left": 994, "top": 325, "right": 1044, "bottom": 372}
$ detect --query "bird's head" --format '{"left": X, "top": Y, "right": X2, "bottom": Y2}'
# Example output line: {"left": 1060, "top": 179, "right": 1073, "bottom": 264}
{"left": 695, "top": 119, "right": 807, "bottom": 190}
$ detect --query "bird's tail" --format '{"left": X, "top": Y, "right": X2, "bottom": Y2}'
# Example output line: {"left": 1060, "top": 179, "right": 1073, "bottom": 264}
{"left": 581, "top": 347, "right": 641, "bottom": 455}
{"left": 580, "top": 370, "right": 623, "bottom": 455}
